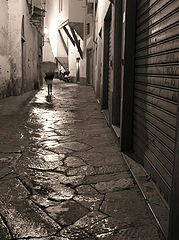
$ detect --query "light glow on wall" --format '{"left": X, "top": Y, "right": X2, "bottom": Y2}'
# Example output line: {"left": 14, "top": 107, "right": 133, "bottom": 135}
{"left": 48, "top": 18, "right": 58, "bottom": 57}
{"left": 44, "top": 27, "right": 49, "bottom": 35}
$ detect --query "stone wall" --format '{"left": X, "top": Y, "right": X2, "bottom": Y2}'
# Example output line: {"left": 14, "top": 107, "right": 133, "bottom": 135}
{"left": 0, "top": 0, "right": 42, "bottom": 98}
{"left": 0, "top": 0, "right": 10, "bottom": 98}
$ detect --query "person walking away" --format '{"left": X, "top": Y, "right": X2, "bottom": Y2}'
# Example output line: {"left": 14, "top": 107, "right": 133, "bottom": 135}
{"left": 45, "top": 72, "right": 54, "bottom": 95}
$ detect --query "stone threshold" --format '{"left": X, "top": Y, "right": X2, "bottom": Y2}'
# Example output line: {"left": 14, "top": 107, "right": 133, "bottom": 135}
{"left": 122, "top": 153, "right": 169, "bottom": 240}
{"left": 112, "top": 124, "right": 120, "bottom": 138}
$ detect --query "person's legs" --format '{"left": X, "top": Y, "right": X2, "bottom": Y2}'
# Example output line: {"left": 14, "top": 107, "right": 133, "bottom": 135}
{"left": 48, "top": 84, "right": 50, "bottom": 95}
{"left": 49, "top": 84, "right": 52, "bottom": 94}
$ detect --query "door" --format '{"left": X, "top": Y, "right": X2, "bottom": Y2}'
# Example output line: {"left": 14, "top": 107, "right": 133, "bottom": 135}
{"left": 21, "top": 15, "right": 25, "bottom": 92}
{"left": 102, "top": 6, "right": 112, "bottom": 112}
{"left": 86, "top": 48, "right": 92, "bottom": 85}
{"left": 76, "top": 58, "right": 80, "bottom": 83}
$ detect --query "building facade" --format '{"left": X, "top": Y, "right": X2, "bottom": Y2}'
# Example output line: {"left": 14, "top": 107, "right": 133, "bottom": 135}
{"left": 43, "top": 0, "right": 88, "bottom": 84}
{"left": 0, "top": 0, "right": 44, "bottom": 98}
{"left": 91, "top": 0, "right": 179, "bottom": 239}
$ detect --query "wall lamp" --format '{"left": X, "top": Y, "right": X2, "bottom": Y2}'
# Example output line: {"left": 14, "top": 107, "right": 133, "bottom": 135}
{"left": 44, "top": 27, "right": 48, "bottom": 35}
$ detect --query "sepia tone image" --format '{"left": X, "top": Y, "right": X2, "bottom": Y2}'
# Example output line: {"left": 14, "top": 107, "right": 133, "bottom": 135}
{"left": 0, "top": 0, "right": 178, "bottom": 239}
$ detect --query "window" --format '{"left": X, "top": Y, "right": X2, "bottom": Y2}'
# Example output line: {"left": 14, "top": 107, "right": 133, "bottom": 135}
{"left": 87, "top": 3, "right": 93, "bottom": 14}
{"left": 59, "top": 0, "right": 63, "bottom": 12}
{"left": 86, "top": 23, "right": 90, "bottom": 35}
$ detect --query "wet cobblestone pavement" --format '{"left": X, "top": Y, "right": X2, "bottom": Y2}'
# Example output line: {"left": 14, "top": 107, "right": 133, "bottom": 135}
{"left": 0, "top": 80, "right": 164, "bottom": 239}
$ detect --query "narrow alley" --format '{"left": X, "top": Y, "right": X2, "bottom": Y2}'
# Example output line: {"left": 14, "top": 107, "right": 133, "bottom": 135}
{"left": 1, "top": 0, "right": 179, "bottom": 238}
{"left": 0, "top": 80, "right": 164, "bottom": 240}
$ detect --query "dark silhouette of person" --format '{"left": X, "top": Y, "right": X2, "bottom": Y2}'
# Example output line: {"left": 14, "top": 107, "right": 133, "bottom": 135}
{"left": 45, "top": 72, "right": 54, "bottom": 95}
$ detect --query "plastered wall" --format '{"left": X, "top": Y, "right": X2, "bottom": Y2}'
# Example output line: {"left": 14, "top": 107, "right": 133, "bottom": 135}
{"left": 0, "top": 0, "right": 10, "bottom": 98}
{"left": 0, "top": 0, "right": 42, "bottom": 98}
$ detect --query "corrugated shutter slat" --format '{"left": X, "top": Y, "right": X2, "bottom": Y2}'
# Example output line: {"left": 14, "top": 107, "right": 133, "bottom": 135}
{"left": 108, "top": 19, "right": 112, "bottom": 109}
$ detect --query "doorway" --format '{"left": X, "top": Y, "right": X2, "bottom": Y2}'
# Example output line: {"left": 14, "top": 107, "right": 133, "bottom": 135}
{"left": 21, "top": 15, "right": 25, "bottom": 92}
{"left": 76, "top": 58, "right": 80, "bottom": 83}
{"left": 102, "top": 6, "right": 112, "bottom": 110}
{"left": 86, "top": 49, "right": 93, "bottom": 85}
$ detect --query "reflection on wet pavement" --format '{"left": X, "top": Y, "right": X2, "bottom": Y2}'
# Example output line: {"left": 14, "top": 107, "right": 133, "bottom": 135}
{"left": 0, "top": 81, "right": 163, "bottom": 240}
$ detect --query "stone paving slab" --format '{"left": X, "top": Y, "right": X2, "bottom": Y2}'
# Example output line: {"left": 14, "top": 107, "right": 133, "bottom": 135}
{"left": 100, "top": 189, "right": 154, "bottom": 226}
{"left": 73, "top": 211, "right": 107, "bottom": 229}
{"left": 45, "top": 200, "right": 89, "bottom": 226}
{"left": 75, "top": 185, "right": 99, "bottom": 195}
{"left": 84, "top": 172, "right": 131, "bottom": 185}
{"left": 93, "top": 177, "right": 134, "bottom": 193}
{"left": 67, "top": 165, "right": 95, "bottom": 176}
{"left": 84, "top": 217, "right": 125, "bottom": 238}
{"left": 0, "top": 178, "right": 60, "bottom": 238}
{"left": 74, "top": 151, "right": 126, "bottom": 167}
{"left": 73, "top": 193, "right": 104, "bottom": 211}
{"left": 64, "top": 156, "right": 86, "bottom": 167}
{"left": 94, "top": 164, "right": 128, "bottom": 174}
{"left": 0, "top": 216, "right": 11, "bottom": 240}
{"left": 95, "top": 225, "right": 162, "bottom": 240}
{"left": 57, "top": 225, "right": 95, "bottom": 239}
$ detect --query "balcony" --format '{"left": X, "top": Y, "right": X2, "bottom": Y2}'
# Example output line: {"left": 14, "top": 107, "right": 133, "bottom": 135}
{"left": 26, "top": 0, "right": 45, "bottom": 32}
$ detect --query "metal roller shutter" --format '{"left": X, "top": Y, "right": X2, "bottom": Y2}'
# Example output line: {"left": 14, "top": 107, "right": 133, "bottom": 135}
{"left": 133, "top": 0, "right": 179, "bottom": 202}
{"left": 108, "top": 18, "right": 113, "bottom": 109}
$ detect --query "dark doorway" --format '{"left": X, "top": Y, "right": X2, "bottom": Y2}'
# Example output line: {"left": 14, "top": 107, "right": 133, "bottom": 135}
{"left": 86, "top": 48, "right": 93, "bottom": 85}
{"left": 21, "top": 15, "right": 25, "bottom": 93}
{"left": 76, "top": 58, "right": 80, "bottom": 83}
{"left": 102, "top": 6, "right": 112, "bottom": 110}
